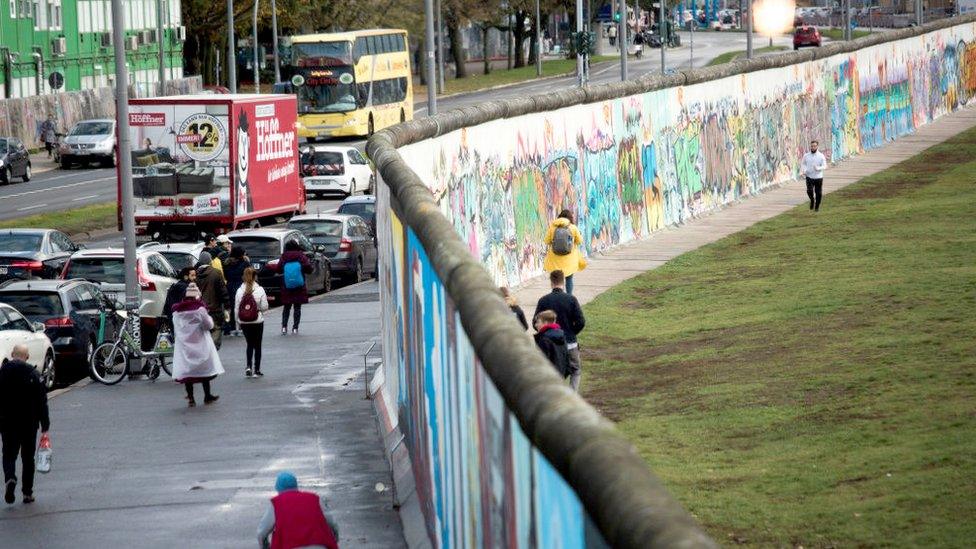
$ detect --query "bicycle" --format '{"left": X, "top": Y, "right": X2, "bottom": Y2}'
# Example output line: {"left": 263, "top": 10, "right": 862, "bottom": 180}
{"left": 90, "top": 311, "right": 174, "bottom": 385}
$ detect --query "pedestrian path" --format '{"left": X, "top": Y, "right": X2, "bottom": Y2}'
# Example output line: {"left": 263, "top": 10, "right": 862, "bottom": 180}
{"left": 514, "top": 106, "right": 976, "bottom": 309}
{"left": 29, "top": 150, "right": 60, "bottom": 175}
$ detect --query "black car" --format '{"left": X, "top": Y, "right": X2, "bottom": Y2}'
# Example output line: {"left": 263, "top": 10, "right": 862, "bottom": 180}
{"left": 336, "top": 195, "right": 377, "bottom": 236}
{"left": 287, "top": 214, "right": 377, "bottom": 284}
{"left": 0, "top": 137, "right": 32, "bottom": 183}
{"left": 0, "top": 279, "right": 121, "bottom": 383}
{"left": 0, "top": 229, "right": 81, "bottom": 282}
{"left": 226, "top": 228, "right": 332, "bottom": 301}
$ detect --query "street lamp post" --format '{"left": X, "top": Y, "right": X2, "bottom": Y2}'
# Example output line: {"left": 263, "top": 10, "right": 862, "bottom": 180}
{"left": 436, "top": 0, "right": 445, "bottom": 93}
{"left": 156, "top": 0, "right": 165, "bottom": 95}
{"left": 226, "top": 0, "right": 236, "bottom": 93}
{"left": 535, "top": 0, "right": 543, "bottom": 77}
{"left": 746, "top": 0, "right": 753, "bottom": 58}
{"left": 252, "top": 0, "right": 260, "bottom": 93}
{"left": 659, "top": 0, "right": 666, "bottom": 73}
{"left": 844, "top": 0, "right": 851, "bottom": 41}
{"left": 109, "top": 0, "right": 140, "bottom": 338}
{"left": 271, "top": 0, "right": 280, "bottom": 83}
{"left": 424, "top": 0, "right": 437, "bottom": 114}
{"left": 576, "top": 0, "right": 585, "bottom": 86}
{"left": 619, "top": 0, "right": 628, "bottom": 80}
{"left": 915, "top": 0, "right": 923, "bottom": 27}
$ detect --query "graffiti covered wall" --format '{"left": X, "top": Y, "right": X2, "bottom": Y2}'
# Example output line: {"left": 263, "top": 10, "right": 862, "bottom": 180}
{"left": 399, "top": 25, "right": 976, "bottom": 288}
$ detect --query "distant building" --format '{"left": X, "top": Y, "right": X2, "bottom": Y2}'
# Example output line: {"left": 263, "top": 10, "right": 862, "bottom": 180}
{"left": 0, "top": 0, "right": 185, "bottom": 98}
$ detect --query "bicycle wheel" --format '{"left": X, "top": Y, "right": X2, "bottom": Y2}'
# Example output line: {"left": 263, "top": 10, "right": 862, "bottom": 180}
{"left": 159, "top": 356, "right": 172, "bottom": 377}
{"left": 90, "top": 342, "right": 128, "bottom": 385}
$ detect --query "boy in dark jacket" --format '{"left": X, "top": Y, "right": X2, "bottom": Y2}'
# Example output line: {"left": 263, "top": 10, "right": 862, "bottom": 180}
{"left": 533, "top": 310, "right": 571, "bottom": 380}
{"left": 534, "top": 270, "right": 585, "bottom": 391}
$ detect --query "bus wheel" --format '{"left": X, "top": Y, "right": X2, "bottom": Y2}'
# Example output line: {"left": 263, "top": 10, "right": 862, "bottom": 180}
{"left": 367, "top": 115, "right": 375, "bottom": 137}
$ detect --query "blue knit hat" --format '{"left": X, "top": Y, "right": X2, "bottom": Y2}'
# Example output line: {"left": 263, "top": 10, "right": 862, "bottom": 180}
{"left": 275, "top": 472, "right": 298, "bottom": 493}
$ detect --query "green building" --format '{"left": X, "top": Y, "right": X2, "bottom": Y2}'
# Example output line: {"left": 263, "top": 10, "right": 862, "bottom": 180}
{"left": 0, "top": 0, "right": 184, "bottom": 98}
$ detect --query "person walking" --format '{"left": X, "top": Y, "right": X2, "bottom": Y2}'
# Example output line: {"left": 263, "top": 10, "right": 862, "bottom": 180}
{"left": 39, "top": 115, "right": 57, "bottom": 158}
{"left": 171, "top": 284, "right": 223, "bottom": 407}
{"left": 274, "top": 240, "right": 313, "bottom": 335}
{"left": 801, "top": 139, "right": 827, "bottom": 211}
{"left": 163, "top": 267, "right": 197, "bottom": 327}
{"left": 0, "top": 345, "right": 50, "bottom": 504}
{"left": 196, "top": 252, "right": 229, "bottom": 350}
{"left": 236, "top": 267, "right": 269, "bottom": 378}
{"left": 223, "top": 246, "right": 252, "bottom": 337}
{"left": 215, "top": 234, "right": 234, "bottom": 261}
{"left": 500, "top": 287, "right": 528, "bottom": 330}
{"left": 257, "top": 471, "right": 340, "bottom": 549}
{"left": 543, "top": 209, "right": 586, "bottom": 295}
{"left": 534, "top": 270, "right": 586, "bottom": 391}
{"left": 532, "top": 310, "right": 571, "bottom": 380}
{"left": 608, "top": 23, "right": 618, "bottom": 47}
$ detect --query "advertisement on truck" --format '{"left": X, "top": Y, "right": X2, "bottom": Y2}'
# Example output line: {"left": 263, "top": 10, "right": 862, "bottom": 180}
{"left": 122, "top": 94, "right": 305, "bottom": 241}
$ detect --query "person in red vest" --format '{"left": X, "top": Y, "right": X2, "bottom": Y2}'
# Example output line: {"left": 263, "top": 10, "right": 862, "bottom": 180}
{"left": 257, "top": 471, "right": 339, "bottom": 549}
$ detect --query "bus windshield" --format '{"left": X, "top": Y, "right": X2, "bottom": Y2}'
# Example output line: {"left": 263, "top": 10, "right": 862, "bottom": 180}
{"left": 294, "top": 65, "right": 358, "bottom": 113}
{"left": 293, "top": 41, "right": 352, "bottom": 65}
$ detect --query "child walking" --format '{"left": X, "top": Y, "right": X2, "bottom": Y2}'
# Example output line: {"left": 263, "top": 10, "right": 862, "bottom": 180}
{"left": 235, "top": 267, "right": 269, "bottom": 377}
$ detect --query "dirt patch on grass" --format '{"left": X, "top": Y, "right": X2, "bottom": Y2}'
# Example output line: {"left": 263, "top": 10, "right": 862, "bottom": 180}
{"left": 843, "top": 146, "right": 972, "bottom": 199}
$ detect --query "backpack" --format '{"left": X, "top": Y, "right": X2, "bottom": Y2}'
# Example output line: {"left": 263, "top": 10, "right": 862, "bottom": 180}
{"left": 238, "top": 291, "right": 259, "bottom": 322}
{"left": 283, "top": 261, "right": 305, "bottom": 289}
{"left": 551, "top": 225, "right": 574, "bottom": 255}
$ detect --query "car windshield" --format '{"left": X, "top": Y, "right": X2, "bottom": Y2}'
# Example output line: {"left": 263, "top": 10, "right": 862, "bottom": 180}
{"left": 70, "top": 121, "right": 113, "bottom": 136}
{"left": 229, "top": 238, "right": 281, "bottom": 258}
{"left": 0, "top": 292, "right": 64, "bottom": 320}
{"left": 160, "top": 252, "right": 197, "bottom": 272}
{"left": 64, "top": 258, "right": 125, "bottom": 284}
{"left": 0, "top": 138, "right": 7, "bottom": 151}
{"left": 288, "top": 220, "right": 343, "bottom": 238}
{"left": 0, "top": 233, "right": 43, "bottom": 252}
{"left": 337, "top": 203, "right": 375, "bottom": 220}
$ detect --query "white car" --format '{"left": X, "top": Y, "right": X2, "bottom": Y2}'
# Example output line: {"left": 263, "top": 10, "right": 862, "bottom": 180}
{"left": 58, "top": 118, "right": 117, "bottom": 169}
{"left": 60, "top": 248, "right": 178, "bottom": 320}
{"left": 138, "top": 241, "right": 206, "bottom": 273}
{"left": 299, "top": 145, "right": 375, "bottom": 198}
{"left": 0, "top": 302, "right": 56, "bottom": 390}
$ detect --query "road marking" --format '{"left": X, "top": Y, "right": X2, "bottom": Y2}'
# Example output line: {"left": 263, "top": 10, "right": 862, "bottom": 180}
{"left": 17, "top": 204, "right": 47, "bottom": 211}
{"left": 0, "top": 177, "right": 114, "bottom": 199}
{"left": 72, "top": 194, "right": 100, "bottom": 201}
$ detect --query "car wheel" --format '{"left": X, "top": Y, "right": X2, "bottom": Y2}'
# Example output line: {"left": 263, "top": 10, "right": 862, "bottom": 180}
{"left": 0, "top": 166, "right": 10, "bottom": 184}
{"left": 22, "top": 162, "right": 31, "bottom": 182}
{"left": 41, "top": 353, "right": 56, "bottom": 391}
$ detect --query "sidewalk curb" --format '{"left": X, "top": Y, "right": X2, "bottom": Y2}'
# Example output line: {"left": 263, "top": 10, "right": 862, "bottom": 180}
{"left": 48, "top": 377, "right": 92, "bottom": 400}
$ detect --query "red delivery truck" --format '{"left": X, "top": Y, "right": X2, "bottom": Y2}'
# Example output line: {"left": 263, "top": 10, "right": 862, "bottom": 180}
{"left": 119, "top": 94, "right": 306, "bottom": 242}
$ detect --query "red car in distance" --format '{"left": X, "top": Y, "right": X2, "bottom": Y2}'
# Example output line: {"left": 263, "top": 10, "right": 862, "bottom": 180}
{"left": 793, "top": 25, "right": 822, "bottom": 50}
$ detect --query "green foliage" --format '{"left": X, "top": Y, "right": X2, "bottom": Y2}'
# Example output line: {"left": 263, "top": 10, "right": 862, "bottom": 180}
{"left": 581, "top": 128, "right": 976, "bottom": 547}
{"left": 0, "top": 203, "right": 117, "bottom": 236}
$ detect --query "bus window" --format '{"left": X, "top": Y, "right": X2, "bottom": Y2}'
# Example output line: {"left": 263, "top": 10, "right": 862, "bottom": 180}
{"left": 384, "top": 34, "right": 394, "bottom": 53}
{"left": 367, "top": 36, "right": 378, "bottom": 54}
{"left": 395, "top": 34, "right": 406, "bottom": 51}
{"left": 354, "top": 37, "right": 367, "bottom": 61}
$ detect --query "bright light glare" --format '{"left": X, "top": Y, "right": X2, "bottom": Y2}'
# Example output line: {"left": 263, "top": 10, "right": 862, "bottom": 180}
{"left": 753, "top": 0, "right": 797, "bottom": 36}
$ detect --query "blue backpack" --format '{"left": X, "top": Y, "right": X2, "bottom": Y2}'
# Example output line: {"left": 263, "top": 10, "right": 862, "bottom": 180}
{"left": 283, "top": 261, "right": 305, "bottom": 289}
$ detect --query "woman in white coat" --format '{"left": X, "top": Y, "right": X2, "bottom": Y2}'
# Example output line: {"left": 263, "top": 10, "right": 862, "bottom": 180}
{"left": 234, "top": 267, "right": 269, "bottom": 377}
{"left": 171, "top": 283, "right": 224, "bottom": 406}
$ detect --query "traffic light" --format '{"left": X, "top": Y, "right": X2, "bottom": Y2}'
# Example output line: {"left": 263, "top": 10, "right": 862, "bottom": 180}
{"left": 614, "top": 13, "right": 621, "bottom": 22}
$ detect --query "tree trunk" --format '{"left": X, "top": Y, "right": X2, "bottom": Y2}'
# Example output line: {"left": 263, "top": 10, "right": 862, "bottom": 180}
{"left": 482, "top": 26, "right": 491, "bottom": 75}
{"left": 446, "top": 13, "right": 467, "bottom": 78}
{"left": 506, "top": 16, "right": 513, "bottom": 70}
{"left": 528, "top": 21, "right": 538, "bottom": 66}
{"left": 513, "top": 10, "right": 529, "bottom": 68}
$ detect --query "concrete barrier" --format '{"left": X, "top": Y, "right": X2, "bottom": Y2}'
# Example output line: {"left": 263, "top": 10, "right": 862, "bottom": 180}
{"left": 368, "top": 15, "right": 976, "bottom": 548}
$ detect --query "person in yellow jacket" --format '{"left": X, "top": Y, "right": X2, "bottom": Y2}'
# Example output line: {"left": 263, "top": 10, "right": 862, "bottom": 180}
{"left": 543, "top": 209, "right": 586, "bottom": 295}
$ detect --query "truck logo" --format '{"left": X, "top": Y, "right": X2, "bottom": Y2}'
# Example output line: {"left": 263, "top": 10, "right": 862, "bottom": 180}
{"left": 178, "top": 113, "right": 226, "bottom": 161}
{"left": 236, "top": 109, "right": 254, "bottom": 215}
{"left": 129, "top": 112, "right": 166, "bottom": 126}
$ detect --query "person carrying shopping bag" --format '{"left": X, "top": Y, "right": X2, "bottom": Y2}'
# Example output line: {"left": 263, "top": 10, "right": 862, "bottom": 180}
{"left": 236, "top": 267, "right": 269, "bottom": 378}
{"left": 171, "top": 283, "right": 224, "bottom": 407}
{"left": 543, "top": 209, "right": 586, "bottom": 295}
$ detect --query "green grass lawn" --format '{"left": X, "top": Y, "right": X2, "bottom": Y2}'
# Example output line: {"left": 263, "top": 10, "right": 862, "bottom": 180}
{"left": 0, "top": 202, "right": 116, "bottom": 236}
{"left": 414, "top": 55, "right": 617, "bottom": 97}
{"left": 707, "top": 46, "right": 789, "bottom": 66}
{"left": 581, "top": 128, "right": 976, "bottom": 547}
{"left": 820, "top": 28, "right": 874, "bottom": 41}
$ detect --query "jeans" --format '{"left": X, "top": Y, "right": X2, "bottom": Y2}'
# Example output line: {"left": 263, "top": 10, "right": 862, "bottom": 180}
{"left": 805, "top": 177, "right": 823, "bottom": 210}
{"left": 242, "top": 322, "right": 264, "bottom": 371}
{"left": 567, "top": 346, "right": 582, "bottom": 391}
{"left": 2, "top": 427, "right": 38, "bottom": 496}
{"left": 565, "top": 274, "right": 575, "bottom": 296}
{"left": 282, "top": 303, "right": 302, "bottom": 329}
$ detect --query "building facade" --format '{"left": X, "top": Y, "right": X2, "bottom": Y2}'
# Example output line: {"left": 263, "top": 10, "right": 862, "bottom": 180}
{"left": 0, "top": 0, "right": 184, "bottom": 98}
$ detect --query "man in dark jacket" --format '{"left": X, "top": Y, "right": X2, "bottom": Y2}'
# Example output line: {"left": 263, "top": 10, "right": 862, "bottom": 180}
{"left": 0, "top": 345, "right": 50, "bottom": 504}
{"left": 196, "top": 252, "right": 229, "bottom": 349}
{"left": 532, "top": 310, "right": 571, "bottom": 379}
{"left": 163, "top": 267, "right": 196, "bottom": 327}
{"left": 221, "top": 246, "right": 251, "bottom": 336}
{"left": 534, "top": 270, "right": 585, "bottom": 391}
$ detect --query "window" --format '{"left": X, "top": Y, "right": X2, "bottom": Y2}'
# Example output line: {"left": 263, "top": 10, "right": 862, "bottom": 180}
{"left": 74, "top": 285, "right": 101, "bottom": 310}
{"left": 9, "top": 138, "right": 23, "bottom": 151}
{"left": 350, "top": 150, "right": 368, "bottom": 165}
{"left": 64, "top": 258, "right": 125, "bottom": 283}
{"left": 0, "top": 293, "right": 63, "bottom": 320}
{"left": 367, "top": 36, "right": 377, "bottom": 55}
{"left": 354, "top": 37, "right": 367, "bottom": 61}
{"left": 52, "top": 232, "right": 77, "bottom": 252}
{"left": 384, "top": 34, "right": 395, "bottom": 53}
{"left": 31, "top": 0, "right": 39, "bottom": 28}
{"left": 9, "top": 0, "right": 15, "bottom": 18}
{"left": 371, "top": 77, "right": 408, "bottom": 106}
{"left": 147, "top": 254, "right": 176, "bottom": 278}
{"left": 4, "top": 308, "right": 32, "bottom": 331}
{"left": 48, "top": 0, "right": 61, "bottom": 29}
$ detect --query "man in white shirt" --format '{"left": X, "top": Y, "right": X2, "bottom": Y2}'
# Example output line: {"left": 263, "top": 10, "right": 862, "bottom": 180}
{"left": 800, "top": 140, "right": 828, "bottom": 211}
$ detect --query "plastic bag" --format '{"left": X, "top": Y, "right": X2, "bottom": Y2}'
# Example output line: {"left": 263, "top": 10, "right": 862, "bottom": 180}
{"left": 36, "top": 433, "right": 52, "bottom": 474}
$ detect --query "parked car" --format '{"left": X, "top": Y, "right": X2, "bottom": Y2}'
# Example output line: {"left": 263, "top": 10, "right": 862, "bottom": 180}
{"left": 336, "top": 195, "right": 377, "bottom": 236}
{"left": 58, "top": 118, "right": 117, "bottom": 168}
{"left": 287, "top": 214, "right": 378, "bottom": 284}
{"left": 793, "top": 25, "right": 822, "bottom": 49}
{"left": 138, "top": 241, "right": 206, "bottom": 272}
{"left": 0, "top": 302, "right": 56, "bottom": 390}
{"left": 60, "top": 247, "right": 177, "bottom": 350}
{"left": 0, "top": 279, "right": 120, "bottom": 383}
{"left": 226, "top": 228, "right": 331, "bottom": 301}
{"left": 0, "top": 137, "right": 32, "bottom": 183}
{"left": 299, "top": 145, "right": 375, "bottom": 198}
{"left": 0, "top": 229, "right": 81, "bottom": 283}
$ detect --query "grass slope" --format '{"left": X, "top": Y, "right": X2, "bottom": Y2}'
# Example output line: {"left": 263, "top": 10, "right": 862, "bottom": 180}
{"left": 0, "top": 202, "right": 116, "bottom": 236}
{"left": 707, "top": 46, "right": 789, "bottom": 67}
{"left": 413, "top": 56, "right": 616, "bottom": 97}
{"left": 581, "top": 129, "right": 976, "bottom": 547}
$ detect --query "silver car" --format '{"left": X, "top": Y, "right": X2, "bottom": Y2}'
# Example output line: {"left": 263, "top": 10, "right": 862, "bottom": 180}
{"left": 58, "top": 119, "right": 117, "bottom": 169}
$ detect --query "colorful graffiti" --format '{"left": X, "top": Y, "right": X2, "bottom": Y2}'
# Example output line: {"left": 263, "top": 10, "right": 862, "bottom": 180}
{"left": 400, "top": 24, "right": 976, "bottom": 288}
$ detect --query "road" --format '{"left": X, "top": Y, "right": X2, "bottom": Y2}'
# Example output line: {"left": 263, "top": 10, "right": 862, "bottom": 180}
{"left": 0, "top": 281, "right": 405, "bottom": 548}
{"left": 0, "top": 31, "right": 799, "bottom": 221}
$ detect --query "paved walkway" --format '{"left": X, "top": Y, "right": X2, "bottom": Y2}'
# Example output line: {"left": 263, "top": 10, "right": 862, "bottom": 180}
{"left": 514, "top": 106, "right": 976, "bottom": 309}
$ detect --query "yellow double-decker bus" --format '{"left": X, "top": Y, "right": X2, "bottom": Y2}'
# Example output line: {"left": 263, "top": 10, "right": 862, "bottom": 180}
{"left": 284, "top": 29, "right": 413, "bottom": 139}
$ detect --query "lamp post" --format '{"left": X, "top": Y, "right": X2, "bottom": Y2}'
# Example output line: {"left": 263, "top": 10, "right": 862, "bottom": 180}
{"left": 271, "top": 0, "right": 280, "bottom": 83}
{"left": 619, "top": 0, "right": 628, "bottom": 80}
{"left": 156, "top": 0, "right": 165, "bottom": 94}
{"left": 252, "top": 0, "right": 260, "bottom": 93}
{"left": 436, "top": 0, "right": 445, "bottom": 93}
{"left": 424, "top": 0, "right": 437, "bottom": 114}
{"left": 535, "top": 0, "right": 543, "bottom": 76}
{"left": 226, "top": 0, "right": 236, "bottom": 93}
{"left": 746, "top": 0, "right": 753, "bottom": 58}
{"left": 576, "top": 0, "right": 585, "bottom": 86}
{"left": 915, "top": 0, "right": 922, "bottom": 27}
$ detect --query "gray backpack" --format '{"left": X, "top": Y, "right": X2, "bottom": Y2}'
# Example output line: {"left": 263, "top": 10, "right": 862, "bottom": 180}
{"left": 551, "top": 226, "right": 574, "bottom": 255}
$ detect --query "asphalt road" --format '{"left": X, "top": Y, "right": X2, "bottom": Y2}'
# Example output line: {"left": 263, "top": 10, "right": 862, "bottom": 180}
{"left": 0, "top": 31, "right": 801, "bottom": 221}
{"left": 0, "top": 281, "right": 405, "bottom": 548}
